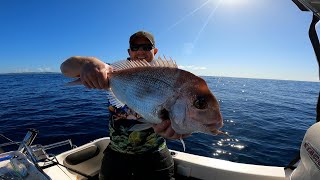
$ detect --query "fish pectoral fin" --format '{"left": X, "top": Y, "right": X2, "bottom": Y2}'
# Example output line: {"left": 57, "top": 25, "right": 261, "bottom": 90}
{"left": 66, "top": 78, "right": 82, "bottom": 86}
{"left": 128, "top": 123, "right": 153, "bottom": 131}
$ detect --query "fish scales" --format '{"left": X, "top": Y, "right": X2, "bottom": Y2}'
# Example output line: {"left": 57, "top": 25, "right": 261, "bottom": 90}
{"left": 109, "top": 67, "right": 181, "bottom": 123}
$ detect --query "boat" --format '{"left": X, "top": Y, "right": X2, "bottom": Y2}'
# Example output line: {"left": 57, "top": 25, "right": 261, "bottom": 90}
{"left": 1, "top": 0, "right": 320, "bottom": 179}
{"left": 0, "top": 121, "right": 319, "bottom": 180}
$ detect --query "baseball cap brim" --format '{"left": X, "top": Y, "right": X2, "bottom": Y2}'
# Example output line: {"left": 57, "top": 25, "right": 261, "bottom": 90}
{"left": 129, "top": 31, "right": 155, "bottom": 47}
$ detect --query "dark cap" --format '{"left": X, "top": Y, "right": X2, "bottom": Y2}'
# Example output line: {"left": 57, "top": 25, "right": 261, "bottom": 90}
{"left": 129, "top": 31, "right": 155, "bottom": 47}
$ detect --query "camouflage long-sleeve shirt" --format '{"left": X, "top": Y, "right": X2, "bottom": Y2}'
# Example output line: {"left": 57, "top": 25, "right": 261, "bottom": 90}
{"left": 107, "top": 104, "right": 166, "bottom": 154}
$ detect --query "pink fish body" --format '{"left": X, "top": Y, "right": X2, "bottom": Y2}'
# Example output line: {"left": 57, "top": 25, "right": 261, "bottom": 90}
{"left": 106, "top": 59, "right": 223, "bottom": 135}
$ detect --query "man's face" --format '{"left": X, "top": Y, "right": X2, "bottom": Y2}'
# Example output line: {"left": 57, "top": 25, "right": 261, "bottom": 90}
{"left": 128, "top": 36, "right": 158, "bottom": 62}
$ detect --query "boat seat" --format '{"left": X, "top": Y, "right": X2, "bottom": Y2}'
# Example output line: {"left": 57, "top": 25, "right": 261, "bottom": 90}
{"left": 64, "top": 145, "right": 100, "bottom": 165}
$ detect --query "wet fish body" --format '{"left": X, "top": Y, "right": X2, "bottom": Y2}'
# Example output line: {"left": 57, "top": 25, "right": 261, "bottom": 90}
{"left": 106, "top": 59, "right": 223, "bottom": 135}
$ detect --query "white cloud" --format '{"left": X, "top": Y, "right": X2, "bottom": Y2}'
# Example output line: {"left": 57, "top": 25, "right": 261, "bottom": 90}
{"left": 179, "top": 65, "right": 207, "bottom": 71}
{"left": 14, "top": 68, "right": 31, "bottom": 73}
{"left": 11, "top": 67, "right": 55, "bottom": 73}
{"left": 37, "top": 67, "right": 53, "bottom": 72}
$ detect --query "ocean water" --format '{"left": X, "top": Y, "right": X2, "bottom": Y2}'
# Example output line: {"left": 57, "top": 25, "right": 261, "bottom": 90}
{"left": 0, "top": 73, "right": 319, "bottom": 167}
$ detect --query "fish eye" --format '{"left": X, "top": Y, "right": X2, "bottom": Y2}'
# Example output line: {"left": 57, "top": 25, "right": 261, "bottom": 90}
{"left": 193, "top": 96, "right": 207, "bottom": 109}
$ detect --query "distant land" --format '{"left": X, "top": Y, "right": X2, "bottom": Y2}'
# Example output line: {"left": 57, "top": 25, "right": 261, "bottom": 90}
{"left": 0, "top": 72, "right": 60, "bottom": 75}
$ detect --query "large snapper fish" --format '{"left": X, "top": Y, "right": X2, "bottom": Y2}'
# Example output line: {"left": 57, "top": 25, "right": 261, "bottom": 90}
{"left": 103, "top": 58, "right": 223, "bottom": 135}
{"left": 68, "top": 58, "right": 223, "bottom": 135}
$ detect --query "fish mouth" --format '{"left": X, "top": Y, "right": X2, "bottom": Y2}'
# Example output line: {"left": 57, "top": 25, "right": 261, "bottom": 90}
{"left": 204, "top": 121, "right": 224, "bottom": 135}
{"left": 210, "top": 129, "right": 229, "bottom": 136}
{"left": 204, "top": 122, "right": 221, "bottom": 129}
{"left": 204, "top": 125, "right": 225, "bottom": 135}
{"left": 204, "top": 123, "right": 218, "bottom": 128}
{"left": 204, "top": 117, "right": 223, "bottom": 128}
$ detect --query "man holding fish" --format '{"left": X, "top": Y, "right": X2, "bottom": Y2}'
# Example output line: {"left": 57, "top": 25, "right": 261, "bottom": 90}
{"left": 60, "top": 31, "right": 223, "bottom": 180}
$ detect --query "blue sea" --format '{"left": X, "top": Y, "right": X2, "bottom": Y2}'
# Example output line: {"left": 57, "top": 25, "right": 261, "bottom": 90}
{"left": 0, "top": 73, "right": 319, "bottom": 167}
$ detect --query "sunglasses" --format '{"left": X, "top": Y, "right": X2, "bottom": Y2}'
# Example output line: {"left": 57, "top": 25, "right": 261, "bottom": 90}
{"left": 130, "top": 44, "right": 154, "bottom": 51}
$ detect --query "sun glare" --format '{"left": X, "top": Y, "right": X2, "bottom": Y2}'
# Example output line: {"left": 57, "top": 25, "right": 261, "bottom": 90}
{"left": 222, "top": 0, "right": 249, "bottom": 6}
{"left": 209, "top": 0, "right": 248, "bottom": 8}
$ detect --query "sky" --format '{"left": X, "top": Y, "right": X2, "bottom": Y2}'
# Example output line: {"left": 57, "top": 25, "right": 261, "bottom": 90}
{"left": 0, "top": 0, "right": 319, "bottom": 82}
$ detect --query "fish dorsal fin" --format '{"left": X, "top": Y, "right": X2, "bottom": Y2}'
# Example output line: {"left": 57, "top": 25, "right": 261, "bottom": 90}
{"left": 106, "top": 90, "right": 125, "bottom": 108}
{"left": 111, "top": 57, "right": 178, "bottom": 71}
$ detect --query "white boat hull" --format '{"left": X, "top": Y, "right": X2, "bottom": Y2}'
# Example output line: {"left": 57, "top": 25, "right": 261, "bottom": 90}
{"left": 42, "top": 137, "right": 292, "bottom": 180}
